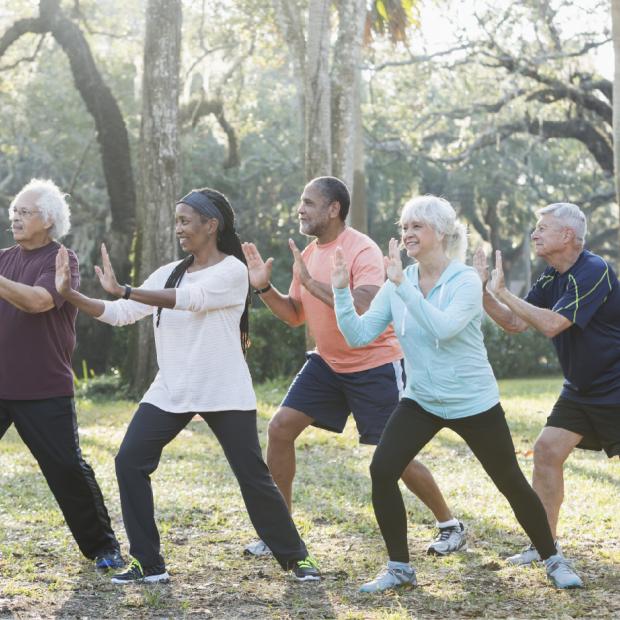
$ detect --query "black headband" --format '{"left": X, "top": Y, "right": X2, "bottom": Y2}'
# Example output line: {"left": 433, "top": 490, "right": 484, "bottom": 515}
{"left": 177, "top": 191, "right": 224, "bottom": 229}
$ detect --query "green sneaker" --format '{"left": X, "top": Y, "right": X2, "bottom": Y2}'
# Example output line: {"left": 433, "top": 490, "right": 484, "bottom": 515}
{"left": 111, "top": 558, "right": 170, "bottom": 584}
{"left": 292, "top": 556, "right": 321, "bottom": 582}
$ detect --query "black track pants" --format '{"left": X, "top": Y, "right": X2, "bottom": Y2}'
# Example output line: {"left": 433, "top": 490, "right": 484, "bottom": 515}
{"left": 115, "top": 403, "right": 308, "bottom": 569}
{"left": 0, "top": 397, "right": 119, "bottom": 558}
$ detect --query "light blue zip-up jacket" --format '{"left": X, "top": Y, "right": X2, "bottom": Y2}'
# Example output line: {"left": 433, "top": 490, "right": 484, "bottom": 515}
{"left": 333, "top": 260, "right": 499, "bottom": 419}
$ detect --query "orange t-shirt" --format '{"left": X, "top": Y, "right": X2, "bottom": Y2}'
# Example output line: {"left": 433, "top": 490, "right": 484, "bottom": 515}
{"left": 289, "top": 227, "right": 402, "bottom": 373}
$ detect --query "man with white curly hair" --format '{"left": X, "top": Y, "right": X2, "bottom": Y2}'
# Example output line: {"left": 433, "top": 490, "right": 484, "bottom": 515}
{"left": 0, "top": 179, "right": 123, "bottom": 569}
{"left": 474, "top": 202, "right": 620, "bottom": 569}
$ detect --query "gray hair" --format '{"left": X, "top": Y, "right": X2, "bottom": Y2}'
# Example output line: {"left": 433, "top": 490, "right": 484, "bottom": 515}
{"left": 400, "top": 195, "right": 468, "bottom": 261}
{"left": 9, "top": 179, "right": 71, "bottom": 239}
{"left": 537, "top": 202, "right": 587, "bottom": 243}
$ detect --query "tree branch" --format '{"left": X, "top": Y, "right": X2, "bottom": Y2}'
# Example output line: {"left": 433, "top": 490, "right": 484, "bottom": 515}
{"left": 0, "top": 32, "right": 46, "bottom": 71}
{"left": 179, "top": 97, "right": 239, "bottom": 168}
{"left": 368, "top": 43, "right": 473, "bottom": 72}
{"left": 434, "top": 118, "right": 613, "bottom": 174}
{"left": 0, "top": 17, "right": 45, "bottom": 58}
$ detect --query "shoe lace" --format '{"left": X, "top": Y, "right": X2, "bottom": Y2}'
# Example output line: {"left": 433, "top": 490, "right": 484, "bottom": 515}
{"left": 437, "top": 526, "right": 457, "bottom": 541}
{"left": 128, "top": 558, "right": 143, "bottom": 576}
{"left": 296, "top": 557, "right": 318, "bottom": 570}
{"left": 548, "top": 556, "right": 575, "bottom": 571}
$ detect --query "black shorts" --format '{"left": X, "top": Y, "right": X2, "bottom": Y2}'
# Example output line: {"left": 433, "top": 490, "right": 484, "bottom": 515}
{"left": 281, "top": 352, "right": 404, "bottom": 445}
{"left": 546, "top": 397, "right": 620, "bottom": 458}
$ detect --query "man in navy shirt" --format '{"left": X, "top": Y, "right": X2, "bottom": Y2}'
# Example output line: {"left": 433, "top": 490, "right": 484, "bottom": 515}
{"left": 474, "top": 202, "right": 620, "bottom": 566}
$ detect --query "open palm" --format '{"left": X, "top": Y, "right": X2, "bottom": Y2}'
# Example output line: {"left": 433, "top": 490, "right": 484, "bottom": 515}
{"left": 241, "top": 242, "right": 273, "bottom": 289}
{"left": 94, "top": 243, "right": 121, "bottom": 296}
{"left": 385, "top": 238, "right": 404, "bottom": 285}
{"left": 55, "top": 246, "right": 73, "bottom": 296}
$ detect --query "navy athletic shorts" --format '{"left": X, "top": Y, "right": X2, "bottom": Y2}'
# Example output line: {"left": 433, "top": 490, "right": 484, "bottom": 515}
{"left": 546, "top": 397, "right": 620, "bottom": 458}
{"left": 281, "top": 352, "right": 404, "bottom": 445}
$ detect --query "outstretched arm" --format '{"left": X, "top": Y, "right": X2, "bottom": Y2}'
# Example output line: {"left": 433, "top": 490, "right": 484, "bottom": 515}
{"left": 56, "top": 244, "right": 155, "bottom": 326}
{"left": 331, "top": 247, "right": 392, "bottom": 347}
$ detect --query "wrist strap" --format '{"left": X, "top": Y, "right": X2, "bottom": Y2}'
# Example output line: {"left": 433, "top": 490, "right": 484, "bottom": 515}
{"left": 254, "top": 282, "right": 272, "bottom": 295}
{"left": 122, "top": 284, "right": 132, "bottom": 300}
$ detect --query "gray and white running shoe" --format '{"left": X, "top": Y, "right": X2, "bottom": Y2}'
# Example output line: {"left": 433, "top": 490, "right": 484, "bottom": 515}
{"left": 427, "top": 521, "right": 466, "bottom": 555}
{"left": 545, "top": 554, "right": 583, "bottom": 589}
{"left": 506, "top": 541, "right": 562, "bottom": 566}
{"left": 359, "top": 565, "right": 417, "bottom": 593}
{"left": 243, "top": 539, "right": 272, "bottom": 557}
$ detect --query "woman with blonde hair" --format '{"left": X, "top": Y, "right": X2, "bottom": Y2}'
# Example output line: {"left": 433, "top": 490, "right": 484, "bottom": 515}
{"left": 331, "top": 195, "right": 582, "bottom": 592}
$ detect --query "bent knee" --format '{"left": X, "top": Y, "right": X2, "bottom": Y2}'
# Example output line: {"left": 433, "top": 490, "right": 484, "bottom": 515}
{"left": 114, "top": 447, "right": 146, "bottom": 474}
{"left": 267, "top": 409, "right": 307, "bottom": 443}
{"left": 369, "top": 453, "right": 401, "bottom": 483}
{"left": 533, "top": 436, "right": 567, "bottom": 468}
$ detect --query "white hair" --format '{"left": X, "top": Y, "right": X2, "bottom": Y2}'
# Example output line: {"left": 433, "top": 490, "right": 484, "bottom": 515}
{"left": 9, "top": 179, "right": 71, "bottom": 239}
{"left": 399, "top": 195, "right": 468, "bottom": 261}
{"left": 536, "top": 202, "right": 587, "bottom": 243}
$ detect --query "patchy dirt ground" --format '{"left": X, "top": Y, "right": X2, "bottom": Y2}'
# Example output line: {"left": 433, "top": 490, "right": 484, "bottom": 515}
{"left": 1, "top": 378, "right": 619, "bottom": 619}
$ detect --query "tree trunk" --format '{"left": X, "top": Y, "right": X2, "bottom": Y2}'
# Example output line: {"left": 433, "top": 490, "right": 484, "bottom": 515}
{"left": 613, "top": 0, "right": 620, "bottom": 267}
{"left": 350, "top": 80, "right": 368, "bottom": 232}
{"left": 331, "top": 0, "right": 366, "bottom": 190}
{"left": 130, "top": 0, "right": 183, "bottom": 394}
{"left": 39, "top": 0, "right": 136, "bottom": 282}
{"left": 304, "top": 0, "right": 332, "bottom": 180}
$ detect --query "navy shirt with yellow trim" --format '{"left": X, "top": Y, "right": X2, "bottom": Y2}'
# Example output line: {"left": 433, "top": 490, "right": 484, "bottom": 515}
{"left": 525, "top": 250, "right": 620, "bottom": 404}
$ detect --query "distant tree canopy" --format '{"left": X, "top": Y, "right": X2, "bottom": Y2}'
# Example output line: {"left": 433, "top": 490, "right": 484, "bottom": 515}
{"left": 0, "top": 0, "right": 615, "bottom": 380}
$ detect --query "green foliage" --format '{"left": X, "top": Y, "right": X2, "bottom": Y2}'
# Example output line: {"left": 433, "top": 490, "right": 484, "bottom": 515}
{"left": 73, "top": 366, "right": 130, "bottom": 399}
{"left": 246, "top": 306, "right": 305, "bottom": 383}
{"left": 482, "top": 319, "right": 560, "bottom": 379}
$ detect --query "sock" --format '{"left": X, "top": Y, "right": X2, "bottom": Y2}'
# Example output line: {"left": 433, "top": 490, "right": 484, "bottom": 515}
{"left": 436, "top": 517, "right": 459, "bottom": 529}
{"left": 387, "top": 560, "right": 413, "bottom": 572}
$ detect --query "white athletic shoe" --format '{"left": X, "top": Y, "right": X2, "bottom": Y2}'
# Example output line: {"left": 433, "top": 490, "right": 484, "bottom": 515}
{"left": 243, "top": 539, "right": 272, "bottom": 557}
{"left": 506, "top": 541, "right": 562, "bottom": 566}
{"left": 545, "top": 554, "right": 583, "bottom": 589}
{"left": 427, "top": 521, "right": 467, "bottom": 555}
{"left": 359, "top": 565, "right": 417, "bottom": 593}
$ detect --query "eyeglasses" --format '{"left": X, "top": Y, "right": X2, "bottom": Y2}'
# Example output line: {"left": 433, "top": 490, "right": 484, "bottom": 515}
{"left": 11, "top": 208, "right": 41, "bottom": 219}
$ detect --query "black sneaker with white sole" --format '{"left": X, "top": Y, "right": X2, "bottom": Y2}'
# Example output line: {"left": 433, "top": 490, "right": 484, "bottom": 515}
{"left": 292, "top": 556, "right": 321, "bottom": 582}
{"left": 111, "top": 558, "right": 170, "bottom": 584}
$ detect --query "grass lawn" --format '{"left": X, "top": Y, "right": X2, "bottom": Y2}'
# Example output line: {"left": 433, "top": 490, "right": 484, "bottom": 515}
{"left": 0, "top": 376, "right": 619, "bottom": 619}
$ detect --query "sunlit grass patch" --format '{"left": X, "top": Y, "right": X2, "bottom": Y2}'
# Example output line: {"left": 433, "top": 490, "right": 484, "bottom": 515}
{"left": 0, "top": 377, "right": 618, "bottom": 618}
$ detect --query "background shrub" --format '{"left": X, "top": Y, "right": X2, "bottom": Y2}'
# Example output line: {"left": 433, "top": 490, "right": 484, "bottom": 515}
{"left": 482, "top": 319, "right": 560, "bottom": 379}
{"left": 246, "top": 307, "right": 306, "bottom": 383}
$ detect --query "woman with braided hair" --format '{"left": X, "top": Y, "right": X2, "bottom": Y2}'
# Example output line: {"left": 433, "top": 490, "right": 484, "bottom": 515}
{"left": 55, "top": 188, "right": 320, "bottom": 584}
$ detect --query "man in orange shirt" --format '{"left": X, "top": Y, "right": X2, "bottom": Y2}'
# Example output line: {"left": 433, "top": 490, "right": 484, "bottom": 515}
{"left": 241, "top": 177, "right": 463, "bottom": 556}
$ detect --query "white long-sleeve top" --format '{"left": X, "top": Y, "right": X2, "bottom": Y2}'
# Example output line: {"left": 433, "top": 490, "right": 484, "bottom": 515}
{"left": 97, "top": 255, "right": 256, "bottom": 413}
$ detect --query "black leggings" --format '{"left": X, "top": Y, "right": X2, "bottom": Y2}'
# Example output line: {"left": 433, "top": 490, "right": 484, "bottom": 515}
{"left": 115, "top": 403, "right": 308, "bottom": 569}
{"left": 370, "top": 399, "right": 556, "bottom": 563}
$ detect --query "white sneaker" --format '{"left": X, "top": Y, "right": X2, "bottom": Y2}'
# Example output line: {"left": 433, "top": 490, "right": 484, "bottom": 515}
{"left": 545, "top": 554, "right": 583, "bottom": 589}
{"left": 507, "top": 541, "right": 562, "bottom": 566}
{"left": 427, "top": 521, "right": 467, "bottom": 555}
{"left": 243, "top": 539, "right": 272, "bottom": 557}
{"left": 359, "top": 565, "right": 417, "bottom": 593}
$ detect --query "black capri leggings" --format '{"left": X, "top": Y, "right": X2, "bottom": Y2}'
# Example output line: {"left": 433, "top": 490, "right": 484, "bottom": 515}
{"left": 370, "top": 399, "right": 556, "bottom": 563}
